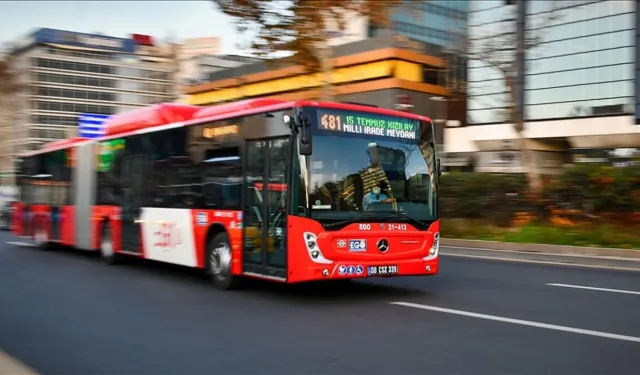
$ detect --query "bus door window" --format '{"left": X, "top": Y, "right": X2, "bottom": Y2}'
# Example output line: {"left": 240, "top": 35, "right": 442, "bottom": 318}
{"left": 243, "top": 140, "right": 268, "bottom": 263}
{"left": 265, "top": 138, "right": 289, "bottom": 267}
{"left": 118, "top": 134, "right": 150, "bottom": 252}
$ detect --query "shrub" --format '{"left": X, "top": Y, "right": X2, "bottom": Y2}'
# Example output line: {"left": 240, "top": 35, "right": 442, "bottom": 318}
{"left": 440, "top": 164, "right": 640, "bottom": 228}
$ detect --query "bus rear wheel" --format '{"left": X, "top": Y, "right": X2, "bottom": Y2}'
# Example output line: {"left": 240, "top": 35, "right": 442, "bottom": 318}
{"left": 207, "top": 232, "right": 241, "bottom": 290}
{"left": 100, "top": 222, "right": 120, "bottom": 265}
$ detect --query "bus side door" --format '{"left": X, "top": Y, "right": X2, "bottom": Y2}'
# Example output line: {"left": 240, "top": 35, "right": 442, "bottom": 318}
{"left": 242, "top": 137, "right": 290, "bottom": 280}
{"left": 118, "top": 135, "right": 147, "bottom": 254}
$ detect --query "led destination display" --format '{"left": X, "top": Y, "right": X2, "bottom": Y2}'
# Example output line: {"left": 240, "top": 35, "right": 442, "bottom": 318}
{"left": 317, "top": 109, "right": 419, "bottom": 140}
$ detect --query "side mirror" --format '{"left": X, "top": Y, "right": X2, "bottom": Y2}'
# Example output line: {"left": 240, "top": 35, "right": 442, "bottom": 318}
{"left": 296, "top": 112, "right": 312, "bottom": 156}
{"left": 437, "top": 158, "right": 442, "bottom": 177}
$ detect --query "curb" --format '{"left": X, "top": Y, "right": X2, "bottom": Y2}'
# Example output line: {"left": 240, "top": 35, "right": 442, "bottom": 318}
{"left": 0, "top": 351, "right": 38, "bottom": 375}
{"left": 441, "top": 238, "right": 640, "bottom": 259}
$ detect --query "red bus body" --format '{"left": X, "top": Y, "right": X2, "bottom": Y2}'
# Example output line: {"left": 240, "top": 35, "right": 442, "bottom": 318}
{"left": 13, "top": 99, "right": 440, "bottom": 289}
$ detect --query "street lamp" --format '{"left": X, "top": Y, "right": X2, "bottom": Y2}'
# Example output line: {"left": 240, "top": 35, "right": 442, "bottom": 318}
{"left": 429, "top": 96, "right": 447, "bottom": 125}
{"left": 429, "top": 96, "right": 461, "bottom": 128}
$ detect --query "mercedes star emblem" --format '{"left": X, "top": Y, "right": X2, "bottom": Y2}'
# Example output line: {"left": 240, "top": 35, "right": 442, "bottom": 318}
{"left": 377, "top": 239, "right": 389, "bottom": 253}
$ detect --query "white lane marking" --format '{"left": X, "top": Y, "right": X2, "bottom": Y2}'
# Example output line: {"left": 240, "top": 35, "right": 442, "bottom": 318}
{"left": 442, "top": 245, "right": 640, "bottom": 261}
{"left": 390, "top": 301, "right": 640, "bottom": 344}
{"left": 546, "top": 283, "right": 640, "bottom": 296}
{"left": 6, "top": 241, "right": 35, "bottom": 247}
{"left": 441, "top": 252, "right": 640, "bottom": 273}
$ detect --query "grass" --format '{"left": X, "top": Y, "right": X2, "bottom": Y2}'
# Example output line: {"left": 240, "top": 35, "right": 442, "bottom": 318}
{"left": 441, "top": 219, "right": 640, "bottom": 250}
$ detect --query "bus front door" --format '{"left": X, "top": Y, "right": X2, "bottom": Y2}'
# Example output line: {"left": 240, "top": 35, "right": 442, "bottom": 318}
{"left": 242, "top": 138, "right": 290, "bottom": 281}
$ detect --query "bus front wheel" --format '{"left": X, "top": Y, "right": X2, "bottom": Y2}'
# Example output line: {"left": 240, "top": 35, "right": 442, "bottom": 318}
{"left": 206, "top": 232, "right": 241, "bottom": 290}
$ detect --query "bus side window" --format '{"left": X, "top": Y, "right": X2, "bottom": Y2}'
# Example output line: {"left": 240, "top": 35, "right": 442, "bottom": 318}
{"left": 201, "top": 147, "right": 242, "bottom": 210}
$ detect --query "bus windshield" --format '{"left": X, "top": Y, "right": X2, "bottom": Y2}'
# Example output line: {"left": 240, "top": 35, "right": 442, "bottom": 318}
{"left": 306, "top": 108, "right": 438, "bottom": 224}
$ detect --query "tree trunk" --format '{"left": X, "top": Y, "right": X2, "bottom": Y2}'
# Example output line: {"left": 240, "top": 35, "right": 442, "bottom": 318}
{"left": 506, "top": 79, "right": 543, "bottom": 194}
{"left": 515, "top": 126, "right": 543, "bottom": 194}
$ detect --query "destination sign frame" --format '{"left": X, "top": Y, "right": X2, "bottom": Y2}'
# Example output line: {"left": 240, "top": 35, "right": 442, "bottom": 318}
{"left": 316, "top": 109, "right": 420, "bottom": 141}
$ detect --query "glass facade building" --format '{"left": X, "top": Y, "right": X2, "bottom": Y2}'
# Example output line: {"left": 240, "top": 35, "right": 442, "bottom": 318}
{"left": 385, "top": 1, "right": 470, "bottom": 48}
{"left": 468, "top": 0, "right": 635, "bottom": 125}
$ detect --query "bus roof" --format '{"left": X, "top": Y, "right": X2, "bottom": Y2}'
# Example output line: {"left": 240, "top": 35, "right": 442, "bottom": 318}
{"left": 18, "top": 99, "right": 433, "bottom": 157}
{"left": 40, "top": 137, "right": 89, "bottom": 150}
{"left": 193, "top": 98, "right": 288, "bottom": 120}
{"left": 104, "top": 103, "right": 201, "bottom": 136}
{"left": 18, "top": 137, "right": 90, "bottom": 157}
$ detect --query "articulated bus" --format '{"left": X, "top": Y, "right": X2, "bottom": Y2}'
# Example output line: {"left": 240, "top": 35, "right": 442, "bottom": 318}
{"left": 12, "top": 99, "right": 441, "bottom": 290}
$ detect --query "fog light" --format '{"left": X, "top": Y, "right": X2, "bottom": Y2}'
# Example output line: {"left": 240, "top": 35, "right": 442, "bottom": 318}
{"left": 322, "top": 269, "right": 329, "bottom": 276}
{"left": 425, "top": 265, "right": 431, "bottom": 272}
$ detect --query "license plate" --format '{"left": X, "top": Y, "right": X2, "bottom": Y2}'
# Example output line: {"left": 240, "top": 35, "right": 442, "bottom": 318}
{"left": 367, "top": 265, "right": 398, "bottom": 276}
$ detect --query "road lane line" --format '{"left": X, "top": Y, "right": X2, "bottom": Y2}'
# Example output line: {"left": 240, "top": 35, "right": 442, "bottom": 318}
{"left": 546, "top": 283, "right": 640, "bottom": 296}
{"left": 389, "top": 301, "right": 640, "bottom": 344}
{"left": 5, "top": 241, "right": 35, "bottom": 247}
{"left": 440, "top": 252, "right": 640, "bottom": 272}
{"left": 0, "top": 350, "right": 39, "bottom": 375}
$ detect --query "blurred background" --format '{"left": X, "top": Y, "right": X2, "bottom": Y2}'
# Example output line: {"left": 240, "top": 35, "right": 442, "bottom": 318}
{"left": 0, "top": 0, "right": 638, "bottom": 247}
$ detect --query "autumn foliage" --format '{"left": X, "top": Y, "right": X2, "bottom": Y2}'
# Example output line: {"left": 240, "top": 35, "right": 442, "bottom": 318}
{"left": 212, "top": 0, "right": 403, "bottom": 71}
{"left": 0, "top": 58, "right": 21, "bottom": 97}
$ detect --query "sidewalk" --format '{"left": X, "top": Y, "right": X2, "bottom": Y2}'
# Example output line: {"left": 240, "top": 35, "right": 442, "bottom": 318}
{"left": 441, "top": 238, "right": 640, "bottom": 271}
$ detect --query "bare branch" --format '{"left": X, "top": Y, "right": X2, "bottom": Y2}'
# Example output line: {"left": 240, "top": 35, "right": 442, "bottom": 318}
{"left": 448, "top": 1, "right": 565, "bottom": 192}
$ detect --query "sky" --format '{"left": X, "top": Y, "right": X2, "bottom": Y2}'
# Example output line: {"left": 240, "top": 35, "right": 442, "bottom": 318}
{"left": 0, "top": 0, "right": 243, "bottom": 54}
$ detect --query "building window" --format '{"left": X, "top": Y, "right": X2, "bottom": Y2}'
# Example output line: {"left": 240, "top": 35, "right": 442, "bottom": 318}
{"left": 33, "top": 100, "right": 117, "bottom": 115}
{"left": 33, "top": 87, "right": 117, "bottom": 102}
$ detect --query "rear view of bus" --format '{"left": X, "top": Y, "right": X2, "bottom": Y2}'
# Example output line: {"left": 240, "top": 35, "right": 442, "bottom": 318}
{"left": 285, "top": 103, "right": 440, "bottom": 282}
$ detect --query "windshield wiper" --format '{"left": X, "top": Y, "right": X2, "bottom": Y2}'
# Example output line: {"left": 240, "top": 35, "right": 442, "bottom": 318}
{"left": 376, "top": 210, "right": 428, "bottom": 228}
{"left": 323, "top": 212, "right": 382, "bottom": 230}
{"left": 322, "top": 210, "right": 429, "bottom": 230}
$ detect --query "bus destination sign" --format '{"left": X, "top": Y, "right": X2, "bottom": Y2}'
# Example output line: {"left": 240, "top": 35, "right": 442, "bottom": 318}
{"left": 317, "top": 110, "right": 418, "bottom": 140}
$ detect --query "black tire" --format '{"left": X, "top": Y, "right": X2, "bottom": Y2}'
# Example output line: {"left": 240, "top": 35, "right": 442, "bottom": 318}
{"left": 99, "top": 221, "right": 120, "bottom": 265}
{"left": 206, "top": 232, "right": 241, "bottom": 290}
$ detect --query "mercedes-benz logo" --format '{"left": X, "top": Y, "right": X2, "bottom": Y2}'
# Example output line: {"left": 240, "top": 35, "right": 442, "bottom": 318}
{"left": 377, "top": 239, "right": 389, "bottom": 253}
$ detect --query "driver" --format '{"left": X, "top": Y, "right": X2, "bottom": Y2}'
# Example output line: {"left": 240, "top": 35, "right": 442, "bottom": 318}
{"left": 363, "top": 182, "right": 388, "bottom": 210}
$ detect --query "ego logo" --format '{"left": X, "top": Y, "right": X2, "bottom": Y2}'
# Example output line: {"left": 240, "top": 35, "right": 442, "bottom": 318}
{"left": 153, "top": 222, "right": 182, "bottom": 249}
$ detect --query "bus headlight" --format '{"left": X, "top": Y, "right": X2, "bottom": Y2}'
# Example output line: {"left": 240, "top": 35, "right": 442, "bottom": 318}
{"left": 303, "top": 232, "right": 333, "bottom": 264}
{"left": 423, "top": 232, "right": 439, "bottom": 260}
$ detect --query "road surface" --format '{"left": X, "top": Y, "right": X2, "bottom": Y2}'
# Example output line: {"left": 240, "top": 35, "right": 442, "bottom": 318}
{"left": 1, "top": 232, "right": 639, "bottom": 374}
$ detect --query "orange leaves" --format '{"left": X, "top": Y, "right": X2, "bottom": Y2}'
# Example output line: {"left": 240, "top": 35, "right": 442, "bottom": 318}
{"left": 512, "top": 212, "right": 535, "bottom": 227}
{"left": 212, "top": 0, "right": 402, "bottom": 71}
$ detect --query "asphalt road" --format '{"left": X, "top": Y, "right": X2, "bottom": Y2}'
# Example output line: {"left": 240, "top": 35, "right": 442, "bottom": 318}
{"left": 1, "top": 231, "right": 639, "bottom": 374}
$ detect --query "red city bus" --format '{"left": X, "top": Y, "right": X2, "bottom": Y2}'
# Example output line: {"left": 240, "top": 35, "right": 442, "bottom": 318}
{"left": 13, "top": 99, "right": 441, "bottom": 290}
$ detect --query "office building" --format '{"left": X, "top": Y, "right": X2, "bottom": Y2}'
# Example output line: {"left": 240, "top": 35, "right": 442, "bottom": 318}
{"left": 182, "top": 34, "right": 454, "bottom": 130}
{"left": 179, "top": 37, "right": 220, "bottom": 60}
{"left": 179, "top": 54, "right": 262, "bottom": 87}
{"left": 370, "top": 1, "right": 469, "bottom": 49}
{"left": 446, "top": 0, "right": 639, "bottom": 173}
{"left": 0, "top": 28, "right": 177, "bottom": 184}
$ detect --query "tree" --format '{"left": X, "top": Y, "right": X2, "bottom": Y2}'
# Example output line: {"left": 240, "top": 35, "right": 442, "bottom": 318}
{"left": 0, "top": 48, "right": 24, "bottom": 185}
{"left": 212, "top": 0, "right": 403, "bottom": 100}
{"left": 450, "top": 1, "right": 563, "bottom": 193}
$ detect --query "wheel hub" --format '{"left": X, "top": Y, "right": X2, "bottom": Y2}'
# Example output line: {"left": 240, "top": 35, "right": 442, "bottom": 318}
{"left": 101, "top": 229, "right": 113, "bottom": 256}
{"left": 210, "top": 243, "right": 231, "bottom": 276}
{"left": 35, "top": 230, "right": 47, "bottom": 245}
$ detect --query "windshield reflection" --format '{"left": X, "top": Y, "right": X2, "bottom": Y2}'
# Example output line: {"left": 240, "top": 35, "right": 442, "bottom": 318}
{"left": 308, "top": 130, "right": 437, "bottom": 222}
